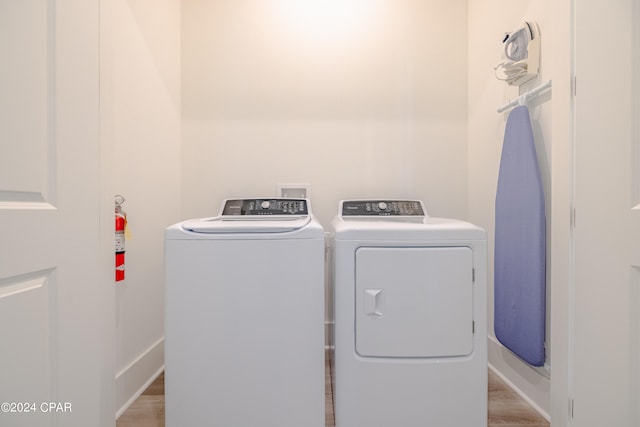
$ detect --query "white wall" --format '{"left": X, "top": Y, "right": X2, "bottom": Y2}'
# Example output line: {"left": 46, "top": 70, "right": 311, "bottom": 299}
{"left": 101, "top": 0, "right": 182, "bottom": 416}
{"left": 468, "top": 0, "right": 551, "bottom": 418}
{"left": 181, "top": 0, "right": 469, "bottom": 228}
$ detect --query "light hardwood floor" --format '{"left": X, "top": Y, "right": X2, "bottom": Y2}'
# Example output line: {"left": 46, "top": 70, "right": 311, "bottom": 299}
{"left": 117, "top": 355, "right": 548, "bottom": 427}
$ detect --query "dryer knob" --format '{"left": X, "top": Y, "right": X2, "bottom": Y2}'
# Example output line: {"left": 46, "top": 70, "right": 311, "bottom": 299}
{"left": 378, "top": 202, "right": 388, "bottom": 211}
{"left": 261, "top": 200, "right": 271, "bottom": 210}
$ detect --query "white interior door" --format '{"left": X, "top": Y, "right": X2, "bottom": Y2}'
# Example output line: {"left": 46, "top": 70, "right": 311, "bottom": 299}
{"left": 572, "top": 0, "right": 639, "bottom": 425}
{"left": 0, "top": 1, "right": 113, "bottom": 426}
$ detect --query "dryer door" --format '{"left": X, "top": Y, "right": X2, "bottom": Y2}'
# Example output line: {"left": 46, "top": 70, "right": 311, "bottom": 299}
{"left": 355, "top": 246, "right": 474, "bottom": 358}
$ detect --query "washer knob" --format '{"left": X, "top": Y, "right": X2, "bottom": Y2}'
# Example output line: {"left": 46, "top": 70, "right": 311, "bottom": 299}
{"left": 261, "top": 200, "right": 271, "bottom": 210}
{"left": 378, "top": 202, "right": 388, "bottom": 211}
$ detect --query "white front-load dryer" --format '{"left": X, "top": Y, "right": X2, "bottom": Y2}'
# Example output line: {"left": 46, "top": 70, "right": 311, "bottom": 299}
{"left": 165, "top": 198, "right": 325, "bottom": 427}
{"left": 332, "top": 200, "right": 487, "bottom": 427}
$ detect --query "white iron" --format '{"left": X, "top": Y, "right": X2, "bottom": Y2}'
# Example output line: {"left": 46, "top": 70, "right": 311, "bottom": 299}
{"left": 495, "top": 21, "right": 540, "bottom": 86}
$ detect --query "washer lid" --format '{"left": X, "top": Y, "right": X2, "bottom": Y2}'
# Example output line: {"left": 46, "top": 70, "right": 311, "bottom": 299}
{"left": 182, "top": 198, "right": 312, "bottom": 233}
{"left": 182, "top": 215, "right": 312, "bottom": 233}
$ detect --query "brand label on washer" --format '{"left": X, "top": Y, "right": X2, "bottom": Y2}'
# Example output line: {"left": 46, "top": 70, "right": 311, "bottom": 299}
{"left": 222, "top": 199, "right": 308, "bottom": 216}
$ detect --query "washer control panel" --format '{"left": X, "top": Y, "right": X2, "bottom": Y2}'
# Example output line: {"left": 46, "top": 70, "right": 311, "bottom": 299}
{"left": 341, "top": 200, "right": 425, "bottom": 217}
{"left": 222, "top": 198, "right": 308, "bottom": 216}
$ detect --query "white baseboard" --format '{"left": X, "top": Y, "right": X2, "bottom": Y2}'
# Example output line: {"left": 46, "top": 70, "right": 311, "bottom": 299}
{"left": 488, "top": 335, "right": 550, "bottom": 421}
{"left": 115, "top": 337, "right": 164, "bottom": 418}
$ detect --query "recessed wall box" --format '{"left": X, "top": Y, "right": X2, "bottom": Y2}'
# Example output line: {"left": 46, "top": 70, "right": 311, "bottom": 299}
{"left": 278, "top": 183, "right": 310, "bottom": 199}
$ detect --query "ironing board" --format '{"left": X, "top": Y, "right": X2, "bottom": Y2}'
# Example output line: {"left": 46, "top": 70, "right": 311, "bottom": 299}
{"left": 494, "top": 105, "right": 546, "bottom": 367}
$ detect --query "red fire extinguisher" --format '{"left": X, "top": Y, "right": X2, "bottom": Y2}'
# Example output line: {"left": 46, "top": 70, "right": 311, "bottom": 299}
{"left": 115, "top": 195, "right": 127, "bottom": 282}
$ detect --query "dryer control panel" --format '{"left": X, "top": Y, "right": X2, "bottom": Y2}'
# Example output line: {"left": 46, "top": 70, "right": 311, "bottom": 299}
{"left": 341, "top": 200, "right": 425, "bottom": 217}
{"left": 222, "top": 198, "right": 308, "bottom": 216}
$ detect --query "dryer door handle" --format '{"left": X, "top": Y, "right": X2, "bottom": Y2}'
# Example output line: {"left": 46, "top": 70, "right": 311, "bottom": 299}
{"left": 364, "top": 289, "right": 384, "bottom": 317}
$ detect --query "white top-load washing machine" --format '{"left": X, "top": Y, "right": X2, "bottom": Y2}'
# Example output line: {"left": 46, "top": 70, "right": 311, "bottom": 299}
{"left": 165, "top": 198, "right": 325, "bottom": 427}
{"left": 332, "top": 200, "right": 487, "bottom": 427}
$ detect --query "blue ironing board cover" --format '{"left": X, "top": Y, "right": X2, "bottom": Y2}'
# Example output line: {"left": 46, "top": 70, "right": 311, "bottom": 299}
{"left": 494, "top": 105, "right": 546, "bottom": 367}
